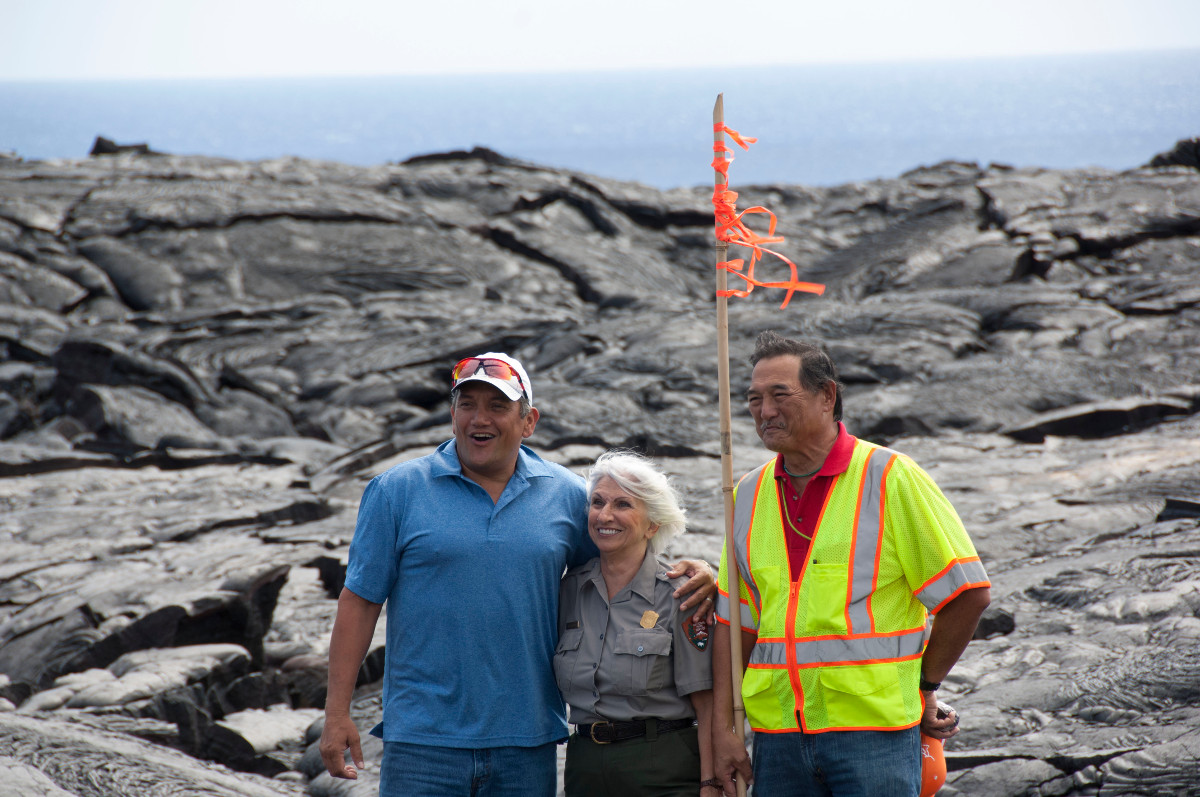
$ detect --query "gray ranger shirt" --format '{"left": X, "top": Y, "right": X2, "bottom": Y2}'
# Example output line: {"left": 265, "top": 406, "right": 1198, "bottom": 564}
{"left": 555, "top": 548, "right": 713, "bottom": 725}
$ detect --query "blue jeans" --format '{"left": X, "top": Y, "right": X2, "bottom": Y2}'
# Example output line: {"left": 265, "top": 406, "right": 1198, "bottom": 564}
{"left": 751, "top": 727, "right": 921, "bottom": 797}
{"left": 378, "top": 740, "right": 558, "bottom": 797}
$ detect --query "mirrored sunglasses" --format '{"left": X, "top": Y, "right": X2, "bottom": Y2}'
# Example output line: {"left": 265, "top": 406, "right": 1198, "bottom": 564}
{"left": 451, "top": 357, "right": 527, "bottom": 397}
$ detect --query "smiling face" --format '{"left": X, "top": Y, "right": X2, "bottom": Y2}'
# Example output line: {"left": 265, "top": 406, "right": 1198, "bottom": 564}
{"left": 747, "top": 355, "right": 836, "bottom": 457}
{"left": 588, "top": 476, "right": 658, "bottom": 561}
{"left": 450, "top": 382, "right": 538, "bottom": 486}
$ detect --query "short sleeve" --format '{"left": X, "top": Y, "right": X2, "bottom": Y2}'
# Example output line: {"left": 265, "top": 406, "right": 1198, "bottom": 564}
{"left": 671, "top": 599, "right": 713, "bottom": 696}
{"left": 563, "top": 477, "right": 598, "bottom": 569}
{"left": 554, "top": 572, "right": 588, "bottom": 709}
{"left": 715, "top": 477, "right": 760, "bottom": 634}
{"left": 885, "top": 456, "right": 990, "bottom": 613}
{"left": 343, "top": 476, "right": 401, "bottom": 605}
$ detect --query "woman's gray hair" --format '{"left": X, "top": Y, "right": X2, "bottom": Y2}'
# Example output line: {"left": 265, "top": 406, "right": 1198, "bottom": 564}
{"left": 586, "top": 451, "right": 687, "bottom": 555}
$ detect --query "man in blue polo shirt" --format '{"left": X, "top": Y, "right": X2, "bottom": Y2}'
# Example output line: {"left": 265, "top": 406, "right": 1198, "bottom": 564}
{"left": 320, "top": 352, "right": 715, "bottom": 796}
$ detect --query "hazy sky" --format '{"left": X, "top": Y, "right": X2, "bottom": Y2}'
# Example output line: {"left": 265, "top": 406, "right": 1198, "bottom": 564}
{"left": 3, "top": 0, "right": 1200, "bottom": 81}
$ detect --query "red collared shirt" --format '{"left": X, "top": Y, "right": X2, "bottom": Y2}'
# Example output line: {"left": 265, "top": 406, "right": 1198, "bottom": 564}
{"left": 775, "top": 421, "right": 857, "bottom": 582}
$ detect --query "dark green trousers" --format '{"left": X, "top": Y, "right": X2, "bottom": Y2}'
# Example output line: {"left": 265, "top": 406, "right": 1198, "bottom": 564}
{"left": 565, "top": 722, "right": 701, "bottom": 797}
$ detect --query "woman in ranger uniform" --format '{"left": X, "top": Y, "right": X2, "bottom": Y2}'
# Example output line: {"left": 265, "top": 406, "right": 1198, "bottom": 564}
{"left": 555, "top": 452, "right": 719, "bottom": 797}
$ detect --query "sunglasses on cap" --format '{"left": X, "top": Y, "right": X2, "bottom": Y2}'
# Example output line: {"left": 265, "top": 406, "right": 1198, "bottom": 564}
{"left": 451, "top": 357, "right": 528, "bottom": 397}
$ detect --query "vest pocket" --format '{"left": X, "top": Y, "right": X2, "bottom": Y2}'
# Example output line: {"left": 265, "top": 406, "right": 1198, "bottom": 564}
{"left": 554, "top": 627, "right": 584, "bottom": 694}
{"left": 751, "top": 565, "right": 781, "bottom": 631}
{"left": 817, "top": 663, "right": 905, "bottom": 729}
{"left": 612, "top": 628, "right": 672, "bottom": 696}
{"left": 740, "top": 666, "right": 787, "bottom": 729}
{"left": 803, "top": 564, "right": 849, "bottom": 633}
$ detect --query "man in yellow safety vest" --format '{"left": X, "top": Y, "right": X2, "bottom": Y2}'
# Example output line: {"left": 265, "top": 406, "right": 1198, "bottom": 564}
{"left": 712, "top": 332, "right": 992, "bottom": 796}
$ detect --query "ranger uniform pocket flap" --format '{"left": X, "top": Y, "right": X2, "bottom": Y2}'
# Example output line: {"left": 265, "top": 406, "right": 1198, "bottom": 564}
{"left": 614, "top": 628, "right": 672, "bottom": 657}
{"left": 556, "top": 627, "right": 584, "bottom": 653}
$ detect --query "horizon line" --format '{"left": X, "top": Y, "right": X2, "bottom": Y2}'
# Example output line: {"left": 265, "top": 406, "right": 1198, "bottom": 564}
{"left": 1, "top": 44, "right": 1197, "bottom": 85}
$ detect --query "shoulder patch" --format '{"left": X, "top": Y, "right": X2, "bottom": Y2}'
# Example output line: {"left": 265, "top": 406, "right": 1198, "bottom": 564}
{"left": 681, "top": 612, "right": 710, "bottom": 652}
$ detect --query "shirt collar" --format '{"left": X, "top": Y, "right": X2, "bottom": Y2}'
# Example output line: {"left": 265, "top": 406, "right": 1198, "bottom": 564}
{"left": 432, "top": 439, "right": 553, "bottom": 479}
{"left": 629, "top": 546, "right": 661, "bottom": 603}
{"left": 774, "top": 421, "right": 856, "bottom": 481}
{"left": 582, "top": 546, "right": 660, "bottom": 603}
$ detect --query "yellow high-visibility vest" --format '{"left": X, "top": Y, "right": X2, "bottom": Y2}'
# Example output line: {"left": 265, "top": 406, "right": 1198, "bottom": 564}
{"left": 717, "top": 438, "right": 989, "bottom": 733}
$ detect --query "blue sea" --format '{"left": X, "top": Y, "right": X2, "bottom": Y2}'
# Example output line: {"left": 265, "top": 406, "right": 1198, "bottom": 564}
{"left": 1, "top": 49, "right": 1198, "bottom": 189}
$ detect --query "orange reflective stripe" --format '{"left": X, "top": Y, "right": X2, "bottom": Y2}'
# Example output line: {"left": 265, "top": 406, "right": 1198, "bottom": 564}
{"left": 785, "top": 578, "right": 803, "bottom": 723}
{"left": 917, "top": 557, "right": 990, "bottom": 612}
{"left": 749, "top": 628, "right": 926, "bottom": 668}
{"left": 788, "top": 719, "right": 922, "bottom": 735}
{"left": 785, "top": 457, "right": 840, "bottom": 732}
{"left": 845, "top": 449, "right": 874, "bottom": 634}
{"left": 846, "top": 449, "right": 898, "bottom": 635}
{"left": 867, "top": 455, "right": 898, "bottom": 627}
{"left": 716, "top": 592, "right": 758, "bottom": 632}
{"left": 734, "top": 464, "right": 769, "bottom": 619}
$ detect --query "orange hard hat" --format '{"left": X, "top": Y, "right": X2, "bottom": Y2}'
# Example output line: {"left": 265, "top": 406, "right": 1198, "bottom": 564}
{"left": 920, "top": 733, "right": 946, "bottom": 797}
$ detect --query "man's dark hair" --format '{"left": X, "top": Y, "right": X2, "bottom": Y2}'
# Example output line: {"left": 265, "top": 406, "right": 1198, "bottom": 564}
{"left": 749, "top": 331, "right": 843, "bottom": 421}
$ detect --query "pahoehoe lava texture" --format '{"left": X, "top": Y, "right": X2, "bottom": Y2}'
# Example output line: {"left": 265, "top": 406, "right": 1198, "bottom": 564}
{"left": 1, "top": 142, "right": 1200, "bottom": 795}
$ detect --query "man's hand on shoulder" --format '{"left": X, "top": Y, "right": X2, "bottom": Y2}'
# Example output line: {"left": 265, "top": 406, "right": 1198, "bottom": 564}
{"left": 319, "top": 713, "right": 366, "bottom": 779}
{"left": 667, "top": 559, "right": 717, "bottom": 624}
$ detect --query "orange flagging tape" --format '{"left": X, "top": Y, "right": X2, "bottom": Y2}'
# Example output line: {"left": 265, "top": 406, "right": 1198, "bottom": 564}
{"left": 712, "top": 122, "right": 824, "bottom": 309}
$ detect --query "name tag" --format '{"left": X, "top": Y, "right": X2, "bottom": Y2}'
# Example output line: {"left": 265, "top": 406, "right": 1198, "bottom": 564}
{"left": 566, "top": 621, "right": 580, "bottom": 629}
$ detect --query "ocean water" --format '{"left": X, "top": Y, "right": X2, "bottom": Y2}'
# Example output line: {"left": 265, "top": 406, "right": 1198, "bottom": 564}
{"left": 1, "top": 49, "right": 1198, "bottom": 189}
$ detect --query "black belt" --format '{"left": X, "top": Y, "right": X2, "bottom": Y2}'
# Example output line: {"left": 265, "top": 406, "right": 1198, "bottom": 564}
{"left": 576, "top": 717, "right": 696, "bottom": 744}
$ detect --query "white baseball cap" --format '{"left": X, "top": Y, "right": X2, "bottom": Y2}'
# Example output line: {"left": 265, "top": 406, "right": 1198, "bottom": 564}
{"left": 450, "top": 352, "right": 532, "bottom": 405}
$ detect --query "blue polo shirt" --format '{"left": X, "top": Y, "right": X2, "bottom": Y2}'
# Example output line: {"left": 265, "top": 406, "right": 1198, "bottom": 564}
{"left": 345, "top": 439, "right": 596, "bottom": 748}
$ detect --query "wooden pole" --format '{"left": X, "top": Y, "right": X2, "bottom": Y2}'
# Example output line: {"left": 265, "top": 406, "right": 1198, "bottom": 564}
{"left": 713, "top": 93, "right": 748, "bottom": 797}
